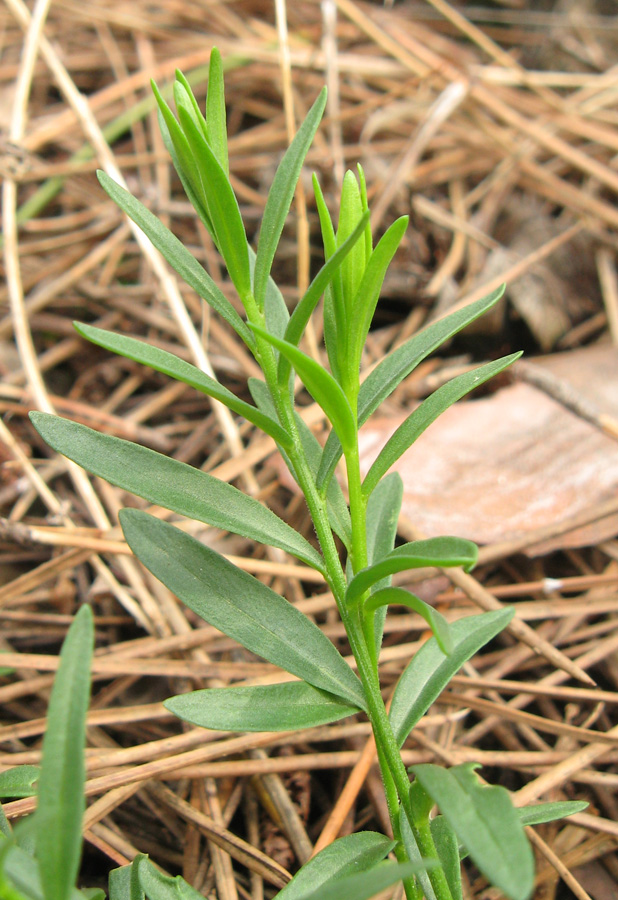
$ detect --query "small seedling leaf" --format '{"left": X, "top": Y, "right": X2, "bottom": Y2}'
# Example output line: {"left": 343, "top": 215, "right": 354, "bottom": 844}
{"left": 73, "top": 323, "right": 290, "bottom": 449}
{"left": 119, "top": 509, "right": 366, "bottom": 710}
{"left": 273, "top": 832, "right": 394, "bottom": 900}
{"left": 409, "top": 763, "right": 534, "bottom": 900}
{"left": 0, "top": 767, "right": 39, "bottom": 800}
{"left": 389, "top": 608, "right": 514, "bottom": 745}
{"left": 29, "top": 413, "right": 323, "bottom": 573}
{"left": 346, "top": 537, "right": 478, "bottom": 606}
{"left": 365, "top": 588, "right": 453, "bottom": 656}
{"left": 165, "top": 681, "right": 359, "bottom": 732}
{"left": 362, "top": 352, "right": 522, "bottom": 497}
{"left": 279, "top": 861, "right": 435, "bottom": 900}
{"left": 254, "top": 88, "right": 326, "bottom": 309}
{"left": 36, "top": 605, "right": 94, "bottom": 900}
{"left": 516, "top": 800, "right": 589, "bottom": 827}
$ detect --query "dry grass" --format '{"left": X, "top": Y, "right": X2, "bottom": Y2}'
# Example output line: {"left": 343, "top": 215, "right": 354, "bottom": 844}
{"left": 2, "top": 1, "right": 618, "bottom": 898}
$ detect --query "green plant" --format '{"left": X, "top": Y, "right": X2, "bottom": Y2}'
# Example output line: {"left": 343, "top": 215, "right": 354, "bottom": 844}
{"left": 26, "top": 49, "right": 586, "bottom": 900}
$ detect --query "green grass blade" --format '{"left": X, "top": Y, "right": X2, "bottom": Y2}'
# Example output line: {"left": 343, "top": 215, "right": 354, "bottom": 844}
{"left": 274, "top": 832, "right": 395, "bottom": 900}
{"left": 365, "top": 588, "right": 453, "bottom": 656}
{"left": 362, "top": 352, "right": 521, "bottom": 498}
{"left": 29, "top": 412, "right": 324, "bottom": 572}
{"left": 205, "top": 48, "right": 229, "bottom": 175}
{"left": 316, "top": 285, "right": 506, "bottom": 491}
{"left": 346, "top": 537, "right": 478, "bottom": 606}
{"left": 96, "top": 172, "right": 251, "bottom": 346}
{"left": 389, "top": 608, "right": 514, "bottom": 745}
{"left": 253, "top": 88, "right": 327, "bottom": 309}
{"left": 36, "top": 605, "right": 94, "bottom": 900}
{"left": 165, "top": 681, "right": 359, "bottom": 732}
{"left": 250, "top": 324, "right": 357, "bottom": 453}
{"left": 120, "top": 510, "right": 366, "bottom": 709}
{"left": 410, "top": 763, "right": 534, "bottom": 900}
{"left": 73, "top": 323, "right": 289, "bottom": 449}
{"left": 177, "top": 101, "right": 251, "bottom": 300}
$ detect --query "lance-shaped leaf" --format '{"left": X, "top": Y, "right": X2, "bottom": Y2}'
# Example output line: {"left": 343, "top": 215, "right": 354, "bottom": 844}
{"left": 316, "top": 285, "right": 506, "bottom": 491}
{"left": 278, "top": 211, "right": 370, "bottom": 386}
{"left": 172, "top": 71, "right": 208, "bottom": 141}
{"left": 313, "top": 175, "right": 345, "bottom": 383}
{"left": 120, "top": 509, "right": 366, "bottom": 710}
{"left": 281, "top": 861, "right": 435, "bottom": 900}
{"left": 362, "top": 352, "right": 521, "bottom": 497}
{"left": 516, "top": 800, "right": 588, "bottom": 827}
{"left": 389, "top": 608, "right": 514, "bottom": 746}
{"left": 73, "top": 323, "right": 290, "bottom": 449}
{"left": 36, "top": 605, "right": 94, "bottom": 900}
{"left": 409, "top": 763, "right": 534, "bottom": 900}
{"left": 336, "top": 171, "right": 366, "bottom": 318}
{"left": 176, "top": 95, "right": 251, "bottom": 299}
{"left": 96, "top": 172, "right": 252, "bottom": 346}
{"left": 250, "top": 324, "right": 357, "bottom": 453}
{"left": 253, "top": 88, "right": 327, "bottom": 310}
{"left": 0, "top": 767, "right": 39, "bottom": 800}
{"left": 29, "top": 412, "right": 324, "bottom": 573}
{"left": 248, "top": 246, "right": 289, "bottom": 343}
{"left": 347, "top": 215, "right": 408, "bottom": 379}
{"left": 430, "top": 817, "right": 463, "bottom": 900}
{"left": 365, "top": 472, "right": 402, "bottom": 653}
{"left": 346, "top": 537, "right": 478, "bottom": 607}
{"left": 274, "top": 832, "right": 394, "bottom": 900}
{"left": 364, "top": 588, "right": 453, "bottom": 656}
{"left": 137, "top": 858, "right": 204, "bottom": 900}
{"left": 205, "top": 49, "right": 229, "bottom": 174}
{"left": 165, "top": 681, "right": 359, "bottom": 732}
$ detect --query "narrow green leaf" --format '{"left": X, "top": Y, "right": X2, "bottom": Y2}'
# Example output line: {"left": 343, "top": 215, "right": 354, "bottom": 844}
{"left": 398, "top": 810, "right": 438, "bottom": 900}
{"left": 364, "top": 588, "right": 453, "bottom": 656}
{"left": 0, "top": 805, "right": 10, "bottom": 839}
{"left": 516, "top": 800, "right": 588, "bottom": 827}
{"left": 313, "top": 174, "right": 345, "bottom": 382}
{"left": 137, "top": 857, "right": 204, "bottom": 900}
{"left": 36, "top": 605, "right": 94, "bottom": 900}
{"left": 274, "top": 832, "right": 394, "bottom": 900}
{"left": 248, "top": 246, "right": 290, "bottom": 342}
{"left": 282, "top": 861, "right": 435, "bottom": 900}
{"left": 165, "top": 681, "right": 359, "bottom": 732}
{"left": 365, "top": 473, "right": 402, "bottom": 653}
{"left": 156, "top": 106, "right": 214, "bottom": 236}
{"left": 172, "top": 71, "right": 208, "bottom": 141}
{"left": 389, "top": 608, "right": 514, "bottom": 746}
{"left": 73, "top": 323, "right": 290, "bottom": 449}
{"left": 254, "top": 89, "right": 327, "bottom": 309}
{"left": 250, "top": 324, "right": 357, "bottom": 453}
{"left": 120, "top": 509, "right": 366, "bottom": 710}
{"left": 336, "top": 170, "right": 366, "bottom": 317}
{"left": 348, "top": 215, "right": 408, "bottom": 376}
{"left": 362, "top": 353, "right": 521, "bottom": 497}
{"left": 278, "top": 211, "right": 370, "bottom": 386}
{"left": 96, "top": 172, "right": 252, "bottom": 346}
{"left": 176, "top": 100, "right": 251, "bottom": 299}
{"left": 205, "top": 48, "right": 229, "bottom": 175}
{"left": 152, "top": 81, "right": 211, "bottom": 219}
{"left": 29, "top": 412, "right": 324, "bottom": 573}
{"left": 410, "top": 763, "right": 534, "bottom": 900}
{"left": 0, "top": 768, "right": 39, "bottom": 800}
{"left": 346, "top": 537, "right": 478, "bottom": 607}
{"left": 429, "top": 817, "right": 463, "bottom": 900}
{"left": 316, "top": 285, "right": 506, "bottom": 491}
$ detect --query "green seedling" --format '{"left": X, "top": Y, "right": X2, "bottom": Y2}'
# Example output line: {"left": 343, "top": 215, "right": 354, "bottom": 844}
{"left": 27, "top": 48, "right": 587, "bottom": 900}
